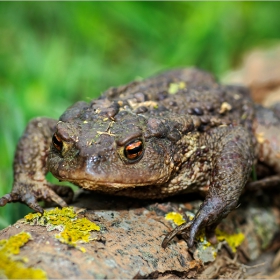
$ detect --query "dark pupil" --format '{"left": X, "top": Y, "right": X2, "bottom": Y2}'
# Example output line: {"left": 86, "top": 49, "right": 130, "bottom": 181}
{"left": 52, "top": 134, "right": 62, "bottom": 151}
{"left": 125, "top": 141, "right": 143, "bottom": 160}
{"left": 127, "top": 145, "right": 142, "bottom": 155}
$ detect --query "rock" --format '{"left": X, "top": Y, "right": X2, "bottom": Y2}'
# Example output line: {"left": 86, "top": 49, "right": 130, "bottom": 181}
{"left": 0, "top": 190, "right": 279, "bottom": 279}
{"left": 223, "top": 44, "right": 280, "bottom": 105}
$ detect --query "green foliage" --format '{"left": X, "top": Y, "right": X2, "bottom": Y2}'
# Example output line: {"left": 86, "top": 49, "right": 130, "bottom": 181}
{"left": 1, "top": 2, "right": 280, "bottom": 228}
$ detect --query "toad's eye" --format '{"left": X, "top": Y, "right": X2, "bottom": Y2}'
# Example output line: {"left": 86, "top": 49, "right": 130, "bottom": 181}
{"left": 124, "top": 140, "right": 143, "bottom": 161}
{"left": 52, "top": 133, "right": 63, "bottom": 152}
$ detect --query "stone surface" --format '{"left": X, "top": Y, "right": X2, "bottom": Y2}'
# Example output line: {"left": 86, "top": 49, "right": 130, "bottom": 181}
{"left": 0, "top": 190, "right": 279, "bottom": 279}
{"left": 223, "top": 43, "right": 280, "bottom": 105}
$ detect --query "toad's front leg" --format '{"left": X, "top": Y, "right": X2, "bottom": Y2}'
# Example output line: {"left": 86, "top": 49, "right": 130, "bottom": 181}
{"left": 0, "top": 117, "right": 73, "bottom": 213}
{"left": 162, "top": 126, "right": 255, "bottom": 248}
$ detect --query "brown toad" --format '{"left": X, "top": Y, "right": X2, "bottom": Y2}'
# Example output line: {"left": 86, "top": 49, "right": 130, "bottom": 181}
{"left": 1, "top": 68, "right": 280, "bottom": 248}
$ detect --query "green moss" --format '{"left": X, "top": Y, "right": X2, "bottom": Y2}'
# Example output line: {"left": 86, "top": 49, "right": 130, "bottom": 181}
{"left": 0, "top": 232, "right": 47, "bottom": 279}
{"left": 25, "top": 207, "right": 100, "bottom": 252}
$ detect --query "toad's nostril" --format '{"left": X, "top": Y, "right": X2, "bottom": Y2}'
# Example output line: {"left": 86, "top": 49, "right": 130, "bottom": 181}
{"left": 91, "top": 153, "right": 105, "bottom": 163}
{"left": 92, "top": 155, "right": 100, "bottom": 163}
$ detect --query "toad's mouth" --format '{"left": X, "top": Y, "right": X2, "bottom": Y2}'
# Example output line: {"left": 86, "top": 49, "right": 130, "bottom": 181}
{"left": 69, "top": 179, "right": 149, "bottom": 190}
{"left": 51, "top": 162, "right": 171, "bottom": 189}
{"left": 54, "top": 176, "right": 159, "bottom": 190}
{"left": 49, "top": 154, "right": 171, "bottom": 188}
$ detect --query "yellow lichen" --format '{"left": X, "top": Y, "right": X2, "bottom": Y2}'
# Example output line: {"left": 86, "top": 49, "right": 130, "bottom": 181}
{"left": 197, "top": 229, "right": 245, "bottom": 252}
{"left": 165, "top": 212, "right": 186, "bottom": 226}
{"left": 195, "top": 231, "right": 212, "bottom": 249}
{"left": 212, "top": 251, "right": 217, "bottom": 258}
{"left": 165, "top": 211, "right": 245, "bottom": 253}
{"left": 168, "top": 82, "right": 186, "bottom": 94}
{"left": 24, "top": 207, "right": 100, "bottom": 252}
{"left": 79, "top": 247, "right": 86, "bottom": 253}
{"left": 215, "top": 228, "right": 245, "bottom": 253}
{"left": 0, "top": 232, "right": 47, "bottom": 279}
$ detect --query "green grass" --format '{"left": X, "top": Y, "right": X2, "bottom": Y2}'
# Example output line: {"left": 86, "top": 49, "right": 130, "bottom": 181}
{"left": 1, "top": 2, "right": 280, "bottom": 228}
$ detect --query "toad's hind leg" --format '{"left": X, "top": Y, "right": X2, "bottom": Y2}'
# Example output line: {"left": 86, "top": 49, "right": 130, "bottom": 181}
{"left": 162, "top": 126, "right": 255, "bottom": 248}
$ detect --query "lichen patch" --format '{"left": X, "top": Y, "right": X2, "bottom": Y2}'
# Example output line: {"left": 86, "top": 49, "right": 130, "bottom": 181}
{"left": 0, "top": 231, "right": 47, "bottom": 279}
{"left": 168, "top": 82, "right": 186, "bottom": 94}
{"left": 165, "top": 212, "right": 186, "bottom": 226}
{"left": 165, "top": 211, "right": 245, "bottom": 259}
{"left": 24, "top": 207, "right": 100, "bottom": 252}
{"left": 215, "top": 228, "right": 245, "bottom": 253}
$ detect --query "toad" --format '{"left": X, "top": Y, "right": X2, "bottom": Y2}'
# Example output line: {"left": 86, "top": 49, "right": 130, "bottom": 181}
{"left": 1, "top": 68, "right": 280, "bottom": 248}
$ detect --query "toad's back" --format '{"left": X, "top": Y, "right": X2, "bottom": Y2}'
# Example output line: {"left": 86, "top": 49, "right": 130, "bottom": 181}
{"left": 103, "top": 68, "right": 256, "bottom": 133}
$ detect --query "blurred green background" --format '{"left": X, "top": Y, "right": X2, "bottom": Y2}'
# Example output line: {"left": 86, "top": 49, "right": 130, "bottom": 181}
{"left": 1, "top": 2, "right": 280, "bottom": 229}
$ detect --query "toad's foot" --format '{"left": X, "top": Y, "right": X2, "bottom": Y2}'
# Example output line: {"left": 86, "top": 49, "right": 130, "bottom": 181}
{"left": 162, "top": 195, "right": 230, "bottom": 248}
{"left": 0, "top": 181, "right": 74, "bottom": 213}
{"left": 161, "top": 221, "right": 192, "bottom": 249}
